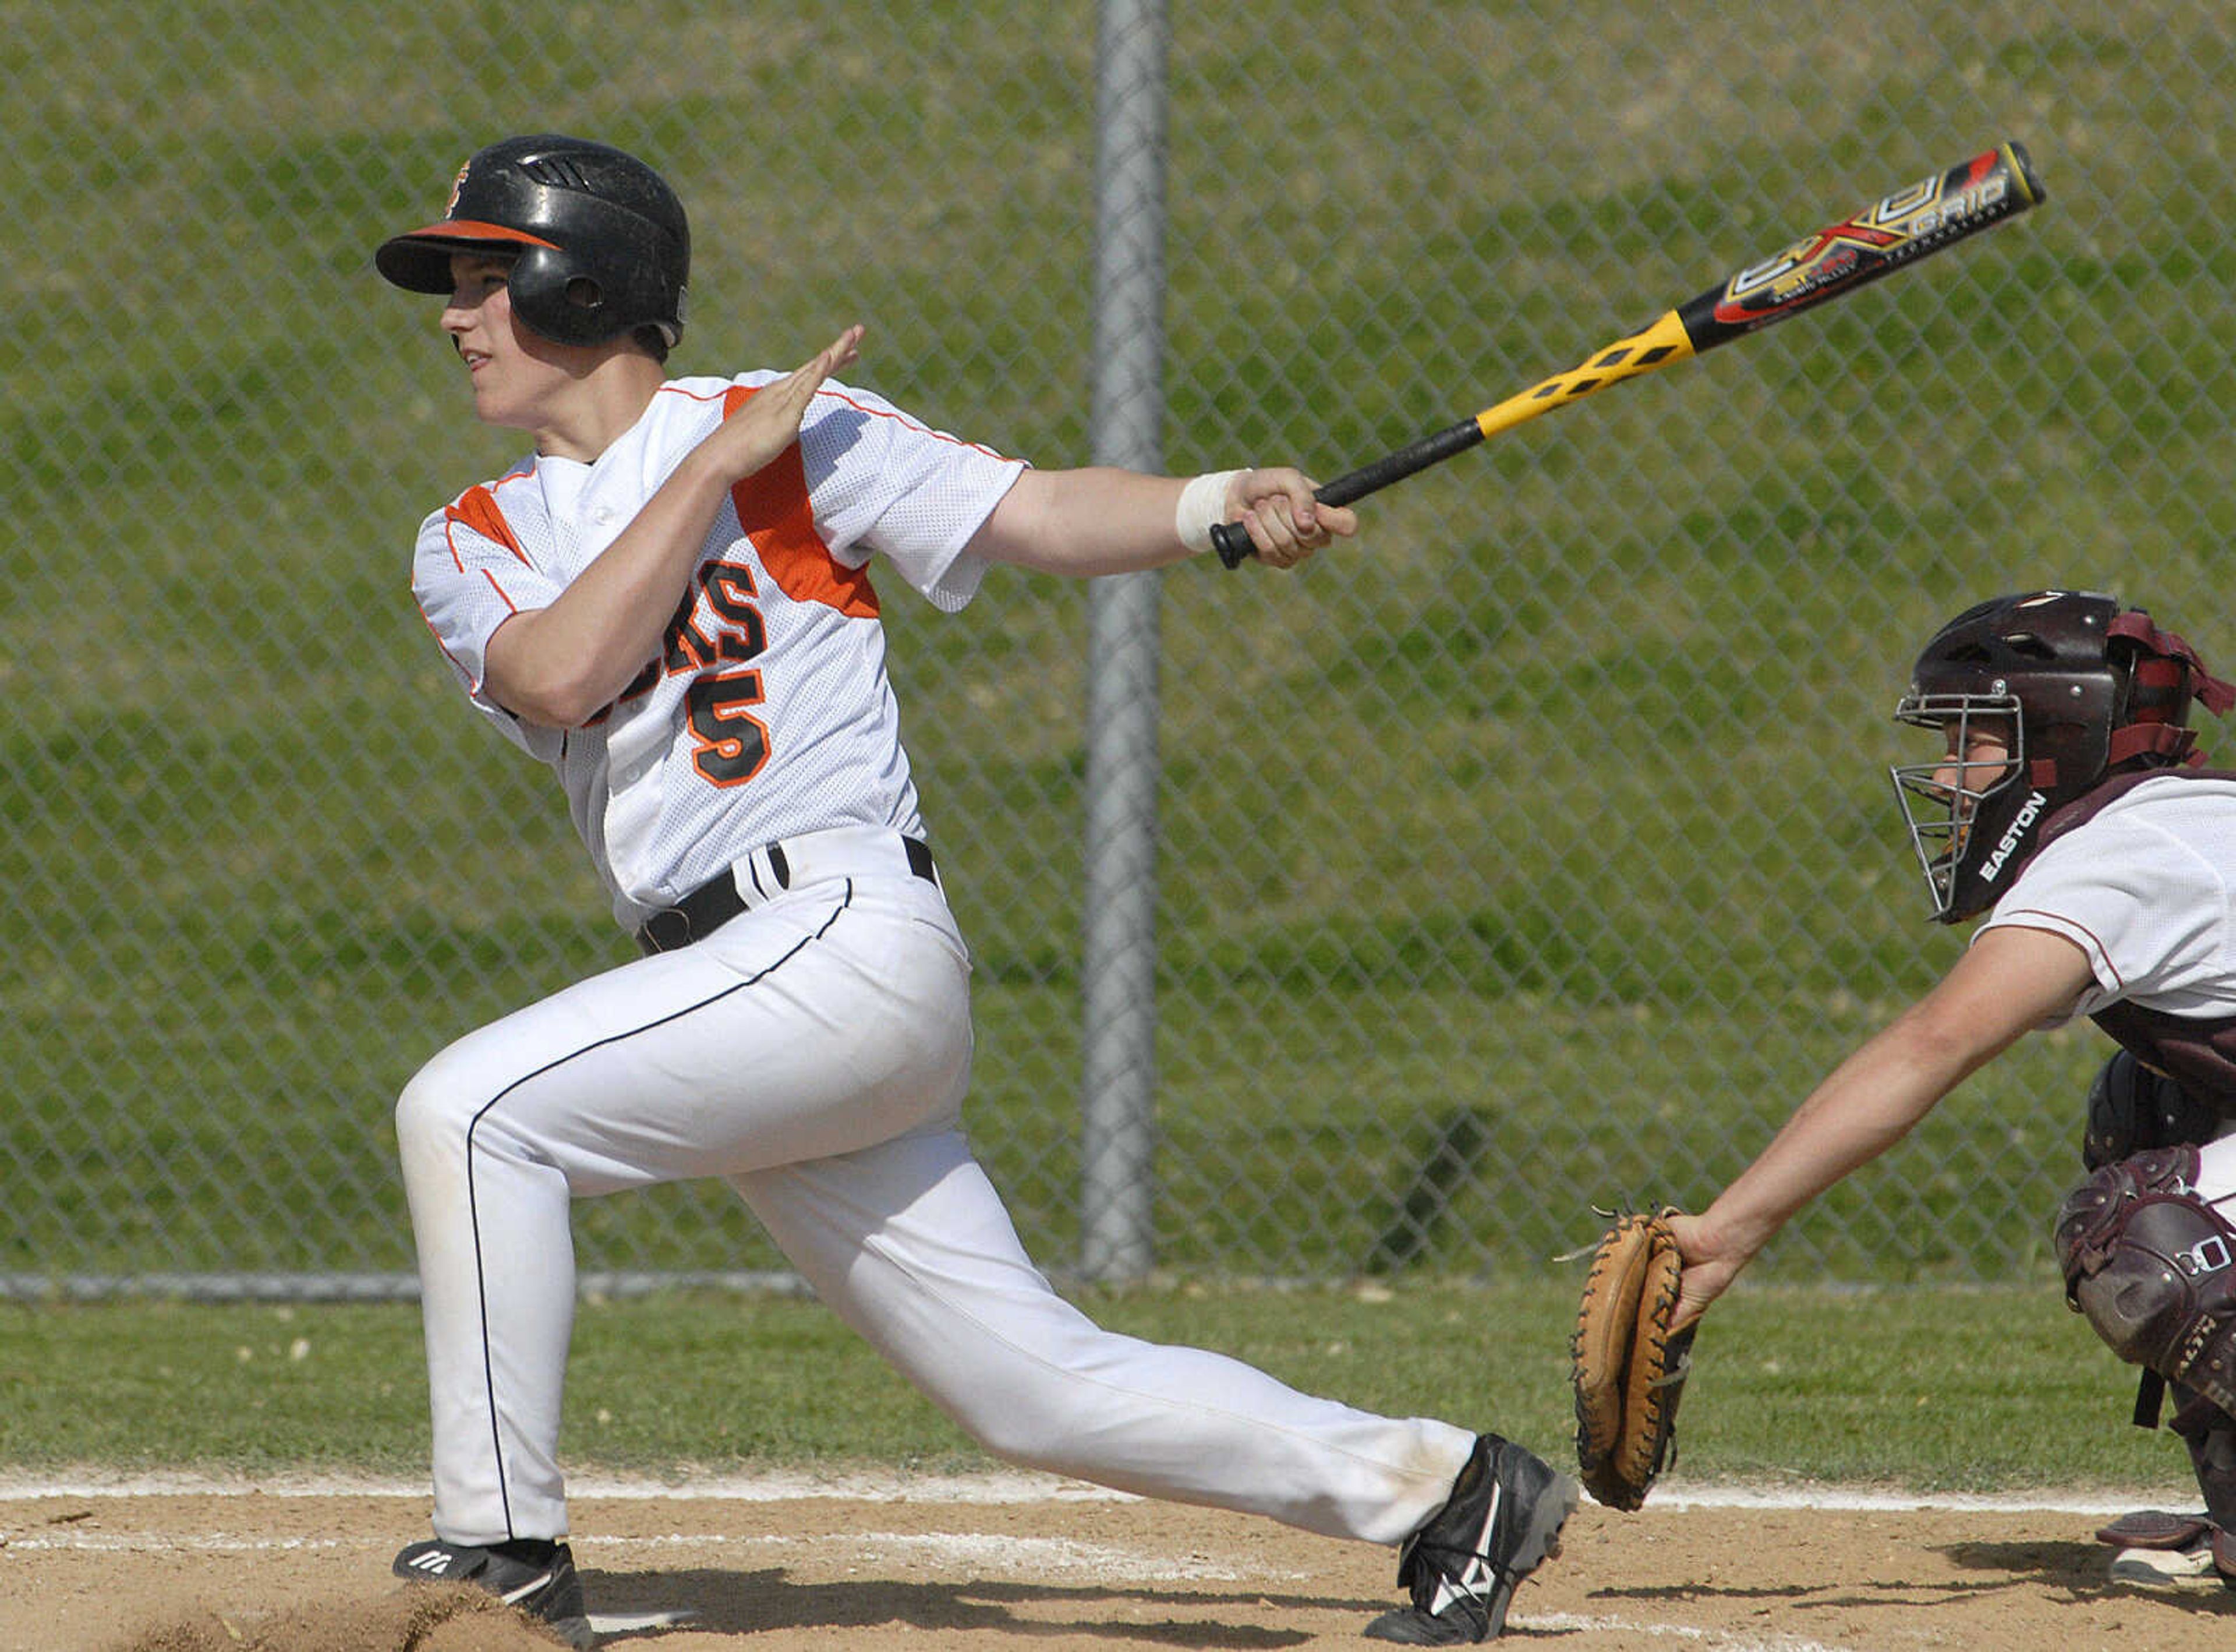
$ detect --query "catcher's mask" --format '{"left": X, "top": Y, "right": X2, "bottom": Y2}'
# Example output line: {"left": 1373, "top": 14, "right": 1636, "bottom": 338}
{"left": 376, "top": 134, "right": 690, "bottom": 350}
{"left": 1889, "top": 589, "right": 2234, "bottom": 924}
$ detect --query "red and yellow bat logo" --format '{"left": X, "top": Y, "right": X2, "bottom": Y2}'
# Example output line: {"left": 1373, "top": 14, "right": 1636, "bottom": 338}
{"left": 1716, "top": 151, "right": 2021, "bottom": 324}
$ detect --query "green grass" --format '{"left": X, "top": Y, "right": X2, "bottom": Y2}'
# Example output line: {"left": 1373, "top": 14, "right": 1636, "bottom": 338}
{"left": 0, "top": 1284, "right": 2191, "bottom": 1499}
{"left": 6, "top": 0, "right": 2236, "bottom": 1287}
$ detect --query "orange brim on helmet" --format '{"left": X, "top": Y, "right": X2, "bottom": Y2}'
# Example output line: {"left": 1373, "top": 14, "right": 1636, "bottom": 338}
{"left": 375, "top": 221, "right": 563, "bottom": 295}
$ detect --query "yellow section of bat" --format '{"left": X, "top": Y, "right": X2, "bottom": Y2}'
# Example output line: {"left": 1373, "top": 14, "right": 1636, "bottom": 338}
{"left": 1473, "top": 309, "right": 1699, "bottom": 440}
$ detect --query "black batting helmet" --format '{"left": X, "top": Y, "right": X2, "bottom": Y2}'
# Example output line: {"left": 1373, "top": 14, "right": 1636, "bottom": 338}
{"left": 1889, "top": 589, "right": 2234, "bottom": 923}
{"left": 376, "top": 134, "right": 689, "bottom": 349}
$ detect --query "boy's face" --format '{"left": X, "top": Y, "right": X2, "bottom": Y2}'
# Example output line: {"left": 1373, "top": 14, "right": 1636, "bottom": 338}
{"left": 1927, "top": 714, "right": 2018, "bottom": 818}
{"left": 440, "top": 253, "right": 592, "bottom": 431}
{"left": 1915, "top": 714, "right": 2019, "bottom": 886}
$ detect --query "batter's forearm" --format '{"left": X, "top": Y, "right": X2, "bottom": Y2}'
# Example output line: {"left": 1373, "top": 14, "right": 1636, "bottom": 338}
{"left": 482, "top": 454, "right": 735, "bottom": 726}
{"left": 969, "top": 468, "right": 1200, "bottom": 577}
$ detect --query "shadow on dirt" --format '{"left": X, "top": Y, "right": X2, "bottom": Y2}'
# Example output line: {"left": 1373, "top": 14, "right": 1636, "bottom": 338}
{"left": 1938, "top": 1537, "right": 2236, "bottom": 1618}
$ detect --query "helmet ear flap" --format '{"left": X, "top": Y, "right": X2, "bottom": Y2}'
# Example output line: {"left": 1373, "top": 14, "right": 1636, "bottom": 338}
{"left": 504, "top": 245, "right": 611, "bottom": 347}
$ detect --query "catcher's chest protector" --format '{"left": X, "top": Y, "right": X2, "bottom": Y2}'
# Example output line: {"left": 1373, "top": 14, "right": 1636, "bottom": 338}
{"left": 2092, "top": 997, "right": 2236, "bottom": 1122}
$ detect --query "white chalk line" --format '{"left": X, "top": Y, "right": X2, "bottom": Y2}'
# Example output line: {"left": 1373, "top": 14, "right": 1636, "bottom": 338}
{"left": 0, "top": 1469, "right": 1112, "bottom": 1504}
{"left": 1523, "top": 1614, "right": 1852, "bottom": 1651}
{"left": 0, "top": 1467, "right": 2180, "bottom": 1515}
{"left": 0, "top": 1533, "right": 350, "bottom": 1555}
{"left": 590, "top": 1530, "right": 1261, "bottom": 1581}
{"left": 590, "top": 1609, "right": 699, "bottom": 1633}
{"left": 0, "top": 1526, "right": 1260, "bottom": 1582}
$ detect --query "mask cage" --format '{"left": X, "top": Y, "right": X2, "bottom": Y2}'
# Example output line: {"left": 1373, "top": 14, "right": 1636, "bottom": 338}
{"left": 1888, "top": 689, "right": 2023, "bottom": 920}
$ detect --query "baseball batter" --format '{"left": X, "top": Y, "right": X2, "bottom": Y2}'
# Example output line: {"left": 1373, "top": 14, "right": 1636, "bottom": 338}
{"left": 374, "top": 133, "right": 1575, "bottom": 1648}
{"left": 1664, "top": 589, "right": 2236, "bottom": 1587}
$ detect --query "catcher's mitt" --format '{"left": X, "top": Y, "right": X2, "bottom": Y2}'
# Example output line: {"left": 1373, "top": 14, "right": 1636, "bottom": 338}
{"left": 1569, "top": 1208, "right": 1696, "bottom": 1511}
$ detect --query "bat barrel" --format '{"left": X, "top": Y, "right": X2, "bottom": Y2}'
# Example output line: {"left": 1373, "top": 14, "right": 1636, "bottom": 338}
{"left": 1676, "top": 139, "right": 2044, "bottom": 352}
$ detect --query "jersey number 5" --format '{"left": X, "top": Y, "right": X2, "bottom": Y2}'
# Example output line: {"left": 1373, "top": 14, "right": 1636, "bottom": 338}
{"left": 685, "top": 668, "right": 770, "bottom": 786}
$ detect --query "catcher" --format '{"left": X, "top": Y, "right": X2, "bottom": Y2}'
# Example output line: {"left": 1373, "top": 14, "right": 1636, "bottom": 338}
{"left": 1665, "top": 589, "right": 2236, "bottom": 1583}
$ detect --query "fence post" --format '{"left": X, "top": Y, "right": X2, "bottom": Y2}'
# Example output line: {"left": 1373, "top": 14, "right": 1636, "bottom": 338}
{"left": 1079, "top": 0, "right": 1170, "bottom": 1282}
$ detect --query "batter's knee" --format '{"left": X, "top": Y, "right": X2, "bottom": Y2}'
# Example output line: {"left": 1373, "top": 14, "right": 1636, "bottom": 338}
{"left": 893, "top": 1324, "right": 1106, "bottom": 1474}
{"left": 392, "top": 1045, "right": 482, "bottom": 1162}
{"left": 928, "top": 1376, "right": 1077, "bottom": 1469}
{"left": 2055, "top": 1147, "right": 2236, "bottom": 1416}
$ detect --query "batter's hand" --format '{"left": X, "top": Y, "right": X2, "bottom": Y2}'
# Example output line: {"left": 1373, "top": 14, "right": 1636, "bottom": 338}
{"left": 1225, "top": 468, "right": 1356, "bottom": 569}
{"left": 702, "top": 324, "right": 865, "bottom": 486}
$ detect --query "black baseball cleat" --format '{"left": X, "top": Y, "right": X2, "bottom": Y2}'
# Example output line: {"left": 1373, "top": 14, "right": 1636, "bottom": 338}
{"left": 393, "top": 1534, "right": 596, "bottom": 1649}
{"left": 1363, "top": 1433, "right": 1579, "bottom": 1644}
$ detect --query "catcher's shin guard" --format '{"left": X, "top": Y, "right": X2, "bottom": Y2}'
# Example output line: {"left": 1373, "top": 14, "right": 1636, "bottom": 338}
{"left": 2170, "top": 1388, "right": 2236, "bottom": 1538}
{"left": 2055, "top": 1147, "right": 2236, "bottom": 1417}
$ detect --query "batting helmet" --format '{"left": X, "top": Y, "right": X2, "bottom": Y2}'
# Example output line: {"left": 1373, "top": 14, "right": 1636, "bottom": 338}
{"left": 376, "top": 134, "right": 690, "bottom": 349}
{"left": 1889, "top": 589, "right": 2234, "bottom": 922}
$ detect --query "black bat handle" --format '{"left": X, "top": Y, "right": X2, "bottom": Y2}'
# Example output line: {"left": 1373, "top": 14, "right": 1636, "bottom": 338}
{"left": 1212, "top": 418, "right": 1487, "bottom": 568}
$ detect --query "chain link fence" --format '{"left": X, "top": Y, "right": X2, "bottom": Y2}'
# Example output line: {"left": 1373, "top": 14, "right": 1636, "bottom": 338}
{"left": 5, "top": 0, "right": 2231, "bottom": 1294}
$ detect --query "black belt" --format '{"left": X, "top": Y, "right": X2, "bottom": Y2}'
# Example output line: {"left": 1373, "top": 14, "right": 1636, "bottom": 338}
{"left": 637, "top": 836, "right": 937, "bottom": 956}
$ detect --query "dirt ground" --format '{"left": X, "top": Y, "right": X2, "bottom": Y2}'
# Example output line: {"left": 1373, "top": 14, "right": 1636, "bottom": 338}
{"left": 4, "top": 1476, "right": 2233, "bottom": 1652}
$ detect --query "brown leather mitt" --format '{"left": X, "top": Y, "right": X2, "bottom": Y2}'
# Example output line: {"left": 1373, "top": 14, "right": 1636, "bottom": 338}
{"left": 1569, "top": 1208, "right": 1697, "bottom": 1511}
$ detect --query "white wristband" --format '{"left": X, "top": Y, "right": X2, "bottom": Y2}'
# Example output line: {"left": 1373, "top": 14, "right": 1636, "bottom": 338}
{"left": 1175, "top": 469, "right": 1250, "bottom": 555}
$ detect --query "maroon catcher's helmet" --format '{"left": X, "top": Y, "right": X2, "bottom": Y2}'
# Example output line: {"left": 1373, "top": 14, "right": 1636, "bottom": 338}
{"left": 1890, "top": 590, "right": 2235, "bottom": 922}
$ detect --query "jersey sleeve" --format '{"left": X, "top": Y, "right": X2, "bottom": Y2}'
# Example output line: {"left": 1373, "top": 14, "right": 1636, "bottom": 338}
{"left": 1979, "top": 805, "right": 2232, "bottom": 1020}
{"left": 787, "top": 377, "right": 1026, "bottom": 612}
{"left": 409, "top": 492, "right": 568, "bottom": 761}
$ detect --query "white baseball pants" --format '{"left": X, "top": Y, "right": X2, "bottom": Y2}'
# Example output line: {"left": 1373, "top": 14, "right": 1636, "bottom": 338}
{"left": 394, "top": 857, "right": 1474, "bottom": 1549}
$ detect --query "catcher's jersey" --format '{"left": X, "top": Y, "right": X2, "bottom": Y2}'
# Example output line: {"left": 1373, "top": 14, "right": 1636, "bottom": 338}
{"left": 412, "top": 374, "right": 1025, "bottom": 928}
{"left": 1981, "top": 770, "right": 2236, "bottom": 1109}
{"left": 1979, "top": 772, "right": 2236, "bottom": 1024}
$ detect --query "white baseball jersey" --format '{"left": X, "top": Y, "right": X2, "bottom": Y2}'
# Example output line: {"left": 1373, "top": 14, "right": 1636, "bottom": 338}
{"left": 1977, "top": 773, "right": 2236, "bottom": 1024}
{"left": 411, "top": 374, "right": 1025, "bottom": 928}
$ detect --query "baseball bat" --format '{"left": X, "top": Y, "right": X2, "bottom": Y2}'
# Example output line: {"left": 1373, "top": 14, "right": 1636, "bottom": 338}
{"left": 1212, "top": 140, "right": 2044, "bottom": 568}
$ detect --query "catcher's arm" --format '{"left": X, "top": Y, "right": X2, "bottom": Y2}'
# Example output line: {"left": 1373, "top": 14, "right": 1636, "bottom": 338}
{"left": 1667, "top": 926, "right": 2086, "bottom": 1329}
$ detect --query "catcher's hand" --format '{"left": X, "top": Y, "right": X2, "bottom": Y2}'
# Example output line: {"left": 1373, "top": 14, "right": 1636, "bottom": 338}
{"left": 1569, "top": 1207, "right": 1697, "bottom": 1511}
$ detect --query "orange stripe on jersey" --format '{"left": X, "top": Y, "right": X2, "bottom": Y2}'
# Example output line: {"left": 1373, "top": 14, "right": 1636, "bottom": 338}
{"left": 445, "top": 484, "right": 533, "bottom": 568}
{"left": 412, "top": 597, "right": 487, "bottom": 692}
{"left": 722, "top": 384, "right": 879, "bottom": 618}
{"left": 478, "top": 568, "right": 519, "bottom": 612}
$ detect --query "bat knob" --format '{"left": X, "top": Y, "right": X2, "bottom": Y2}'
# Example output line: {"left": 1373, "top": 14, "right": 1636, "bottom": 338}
{"left": 1211, "top": 519, "right": 1254, "bottom": 568}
